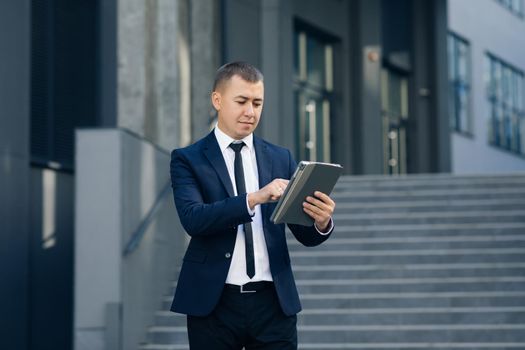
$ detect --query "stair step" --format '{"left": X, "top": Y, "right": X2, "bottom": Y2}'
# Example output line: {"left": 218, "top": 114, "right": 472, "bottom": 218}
{"left": 295, "top": 277, "right": 525, "bottom": 293}
{"left": 327, "top": 222, "right": 525, "bottom": 232}
{"left": 296, "top": 310, "right": 525, "bottom": 325}
{"left": 140, "top": 345, "right": 188, "bottom": 350}
{"left": 332, "top": 213, "right": 525, "bottom": 225}
{"left": 333, "top": 185, "right": 525, "bottom": 194}
{"left": 297, "top": 342, "right": 525, "bottom": 349}
{"left": 292, "top": 263, "right": 525, "bottom": 279}
{"left": 145, "top": 324, "right": 525, "bottom": 343}
{"left": 139, "top": 341, "right": 525, "bottom": 350}
{"left": 153, "top": 312, "right": 186, "bottom": 327}
{"left": 289, "top": 235, "right": 525, "bottom": 245}
{"left": 296, "top": 277, "right": 525, "bottom": 285}
{"left": 160, "top": 291, "right": 525, "bottom": 310}
{"left": 333, "top": 179, "right": 525, "bottom": 192}
{"left": 288, "top": 235, "right": 525, "bottom": 251}
{"left": 310, "top": 227, "right": 525, "bottom": 239}
{"left": 333, "top": 210, "right": 525, "bottom": 220}
{"left": 296, "top": 324, "right": 525, "bottom": 342}
{"left": 335, "top": 198, "right": 525, "bottom": 213}
{"left": 290, "top": 247, "right": 525, "bottom": 265}
{"left": 151, "top": 309, "right": 525, "bottom": 327}
{"left": 336, "top": 172, "right": 525, "bottom": 184}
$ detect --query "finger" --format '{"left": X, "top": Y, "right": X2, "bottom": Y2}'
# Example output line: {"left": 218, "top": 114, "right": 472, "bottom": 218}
{"left": 278, "top": 180, "right": 288, "bottom": 191}
{"left": 272, "top": 179, "right": 288, "bottom": 190}
{"left": 267, "top": 186, "right": 284, "bottom": 203}
{"left": 314, "top": 191, "right": 335, "bottom": 207}
{"left": 306, "top": 195, "right": 328, "bottom": 208}
{"left": 303, "top": 201, "right": 330, "bottom": 218}
{"left": 277, "top": 179, "right": 289, "bottom": 189}
{"left": 314, "top": 191, "right": 333, "bottom": 203}
{"left": 302, "top": 205, "right": 321, "bottom": 221}
{"left": 304, "top": 201, "right": 333, "bottom": 223}
{"left": 306, "top": 196, "right": 333, "bottom": 215}
{"left": 303, "top": 205, "right": 330, "bottom": 227}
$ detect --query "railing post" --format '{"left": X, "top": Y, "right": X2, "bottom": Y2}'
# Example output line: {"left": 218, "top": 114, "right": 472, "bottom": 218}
{"left": 105, "top": 302, "right": 122, "bottom": 350}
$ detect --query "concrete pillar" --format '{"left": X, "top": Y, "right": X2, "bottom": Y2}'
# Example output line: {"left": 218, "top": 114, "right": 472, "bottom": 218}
{"left": 190, "top": 0, "right": 222, "bottom": 141}
{"left": 411, "top": 0, "right": 451, "bottom": 173}
{"left": 117, "top": 0, "right": 190, "bottom": 151}
{"left": 260, "top": 0, "right": 295, "bottom": 148}
{"left": 431, "top": 0, "right": 451, "bottom": 173}
{"left": 351, "top": 0, "right": 383, "bottom": 174}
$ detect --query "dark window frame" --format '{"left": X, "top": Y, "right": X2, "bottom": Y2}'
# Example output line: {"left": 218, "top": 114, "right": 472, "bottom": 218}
{"left": 448, "top": 32, "right": 473, "bottom": 136}
{"left": 486, "top": 52, "right": 525, "bottom": 156}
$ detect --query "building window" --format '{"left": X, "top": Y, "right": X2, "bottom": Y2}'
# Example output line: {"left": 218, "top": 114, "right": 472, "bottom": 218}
{"left": 495, "top": 0, "right": 524, "bottom": 17}
{"left": 293, "top": 21, "right": 336, "bottom": 162}
{"left": 448, "top": 33, "right": 472, "bottom": 135}
{"left": 486, "top": 53, "right": 525, "bottom": 155}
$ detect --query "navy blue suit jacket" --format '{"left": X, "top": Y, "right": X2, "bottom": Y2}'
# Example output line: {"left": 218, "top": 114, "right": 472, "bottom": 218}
{"left": 169, "top": 131, "right": 332, "bottom": 316}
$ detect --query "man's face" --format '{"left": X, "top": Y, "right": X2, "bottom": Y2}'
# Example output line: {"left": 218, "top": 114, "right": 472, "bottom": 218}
{"left": 212, "top": 75, "right": 264, "bottom": 140}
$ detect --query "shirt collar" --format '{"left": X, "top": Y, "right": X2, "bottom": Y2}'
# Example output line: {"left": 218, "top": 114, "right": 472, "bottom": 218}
{"left": 214, "top": 124, "right": 254, "bottom": 153}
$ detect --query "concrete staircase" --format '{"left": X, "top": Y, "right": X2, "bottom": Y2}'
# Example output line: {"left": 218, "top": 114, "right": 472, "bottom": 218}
{"left": 140, "top": 173, "right": 525, "bottom": 350}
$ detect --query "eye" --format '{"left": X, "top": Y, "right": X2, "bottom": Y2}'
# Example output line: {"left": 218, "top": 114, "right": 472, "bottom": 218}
{"left": 236, "top": 100, "right": 246, "bottom": 105}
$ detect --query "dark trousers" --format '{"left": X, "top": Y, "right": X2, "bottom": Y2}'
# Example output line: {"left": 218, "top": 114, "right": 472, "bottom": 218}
{"left": 187, "top": 283, "right": 297, "bottom": 350}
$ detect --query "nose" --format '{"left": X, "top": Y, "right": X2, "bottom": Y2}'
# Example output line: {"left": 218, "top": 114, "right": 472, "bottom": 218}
{"left": 245, "top": 103, "right": 255, "bottom": 118}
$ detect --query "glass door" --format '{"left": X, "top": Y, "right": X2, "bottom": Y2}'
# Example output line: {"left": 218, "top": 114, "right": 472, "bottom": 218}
{"left": 381, "top": 68, "right": 409, "bottom": 175}
{"left": 295, "top": 91, "right": 331, "bottom": 162}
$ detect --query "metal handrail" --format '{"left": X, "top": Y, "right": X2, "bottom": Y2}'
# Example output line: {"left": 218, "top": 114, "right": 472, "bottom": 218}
{"left": 122, "top": 179, "right": 172, "bottom": 257}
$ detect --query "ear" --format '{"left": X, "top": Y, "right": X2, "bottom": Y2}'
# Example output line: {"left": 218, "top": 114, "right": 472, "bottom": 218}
{"left": 211, "top": 91, "right": 221, "bottom": 111}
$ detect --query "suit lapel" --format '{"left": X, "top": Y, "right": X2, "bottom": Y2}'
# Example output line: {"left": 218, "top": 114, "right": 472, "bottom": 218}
{"left": 202, "top": 132, "right": 235, "bottom": 197}
{"left": 254, "top": 136, "right": 273, "bottom": 187}
{"left": 254, "top": 136, "right": 273, "bottom": 219}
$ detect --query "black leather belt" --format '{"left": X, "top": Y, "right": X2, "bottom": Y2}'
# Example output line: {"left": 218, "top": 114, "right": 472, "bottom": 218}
{"left": 225, "top": 281, "right": 273, "bottom": 293}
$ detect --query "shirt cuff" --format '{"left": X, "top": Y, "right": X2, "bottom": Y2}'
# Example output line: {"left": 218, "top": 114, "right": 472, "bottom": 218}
{"left": 245, "top": 194, "right": 255, "bottom": 217}
{"left": 315, "top": 217, "right": 333, "bottom": 235}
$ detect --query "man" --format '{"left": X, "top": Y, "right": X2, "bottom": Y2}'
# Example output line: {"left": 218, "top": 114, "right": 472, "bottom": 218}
{"left": 170, "top": 61, "right": 336, "bottom": 349}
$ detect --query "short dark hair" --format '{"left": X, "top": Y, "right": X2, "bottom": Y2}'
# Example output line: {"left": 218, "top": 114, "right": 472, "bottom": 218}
{"left": 213, "top": 61, "right": 264, "bottom": 91}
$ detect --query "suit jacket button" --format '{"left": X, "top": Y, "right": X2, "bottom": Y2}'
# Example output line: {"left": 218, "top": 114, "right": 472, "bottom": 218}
{"left": 225, "top": 252, "right": 231, "bottom": 259}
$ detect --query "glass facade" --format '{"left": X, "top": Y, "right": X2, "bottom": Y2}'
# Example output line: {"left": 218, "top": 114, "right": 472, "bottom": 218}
{"left": 486, "top": 53, "right": 525, "bottom": 155}
{"left": 448, "top": 33, "right": 472, "bottom": 134}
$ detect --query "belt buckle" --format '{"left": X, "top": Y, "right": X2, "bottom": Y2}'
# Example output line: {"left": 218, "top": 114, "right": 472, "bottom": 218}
{"left": 240, "top": 284, "right": 256, "bottom": 293}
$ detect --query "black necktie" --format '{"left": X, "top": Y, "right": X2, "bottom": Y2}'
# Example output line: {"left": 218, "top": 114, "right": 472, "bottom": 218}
{"left": 229, "top": 142, "right": 255, "bottom": 279}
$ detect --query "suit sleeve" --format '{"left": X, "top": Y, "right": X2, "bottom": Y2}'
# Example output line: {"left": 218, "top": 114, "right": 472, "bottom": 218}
{"left": 285, "top": 150, "right": 334, "bottom": 247}
{"left": 171, "top": 149, "right": 253, "bottom": 237}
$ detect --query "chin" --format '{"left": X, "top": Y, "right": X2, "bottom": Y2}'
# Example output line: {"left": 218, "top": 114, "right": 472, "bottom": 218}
{"left": 235, "top": 132, "right": 251, "bottom": 139}
{"left": 237, "top": 127, "right": 254, "bottom": 137}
